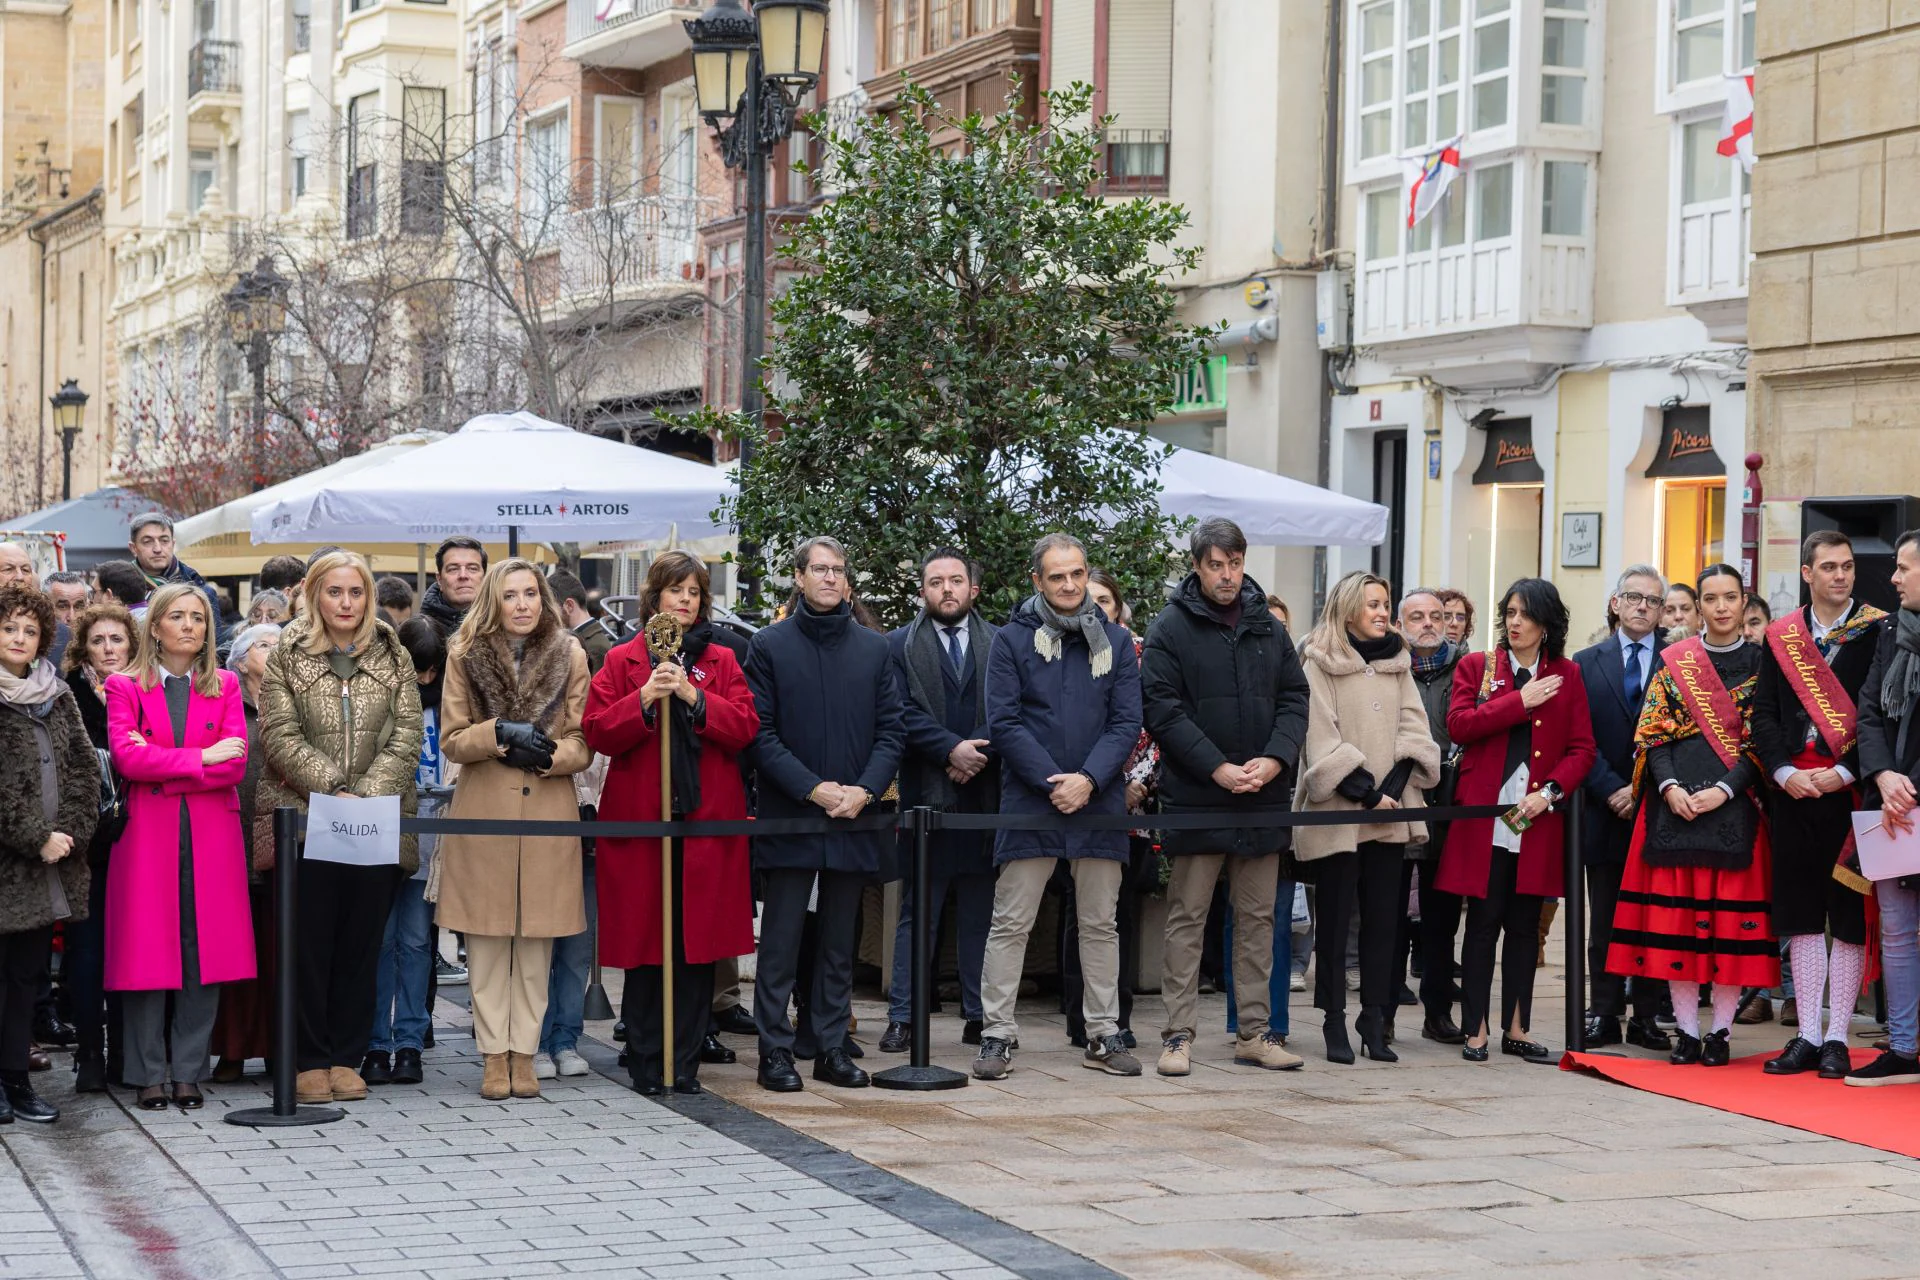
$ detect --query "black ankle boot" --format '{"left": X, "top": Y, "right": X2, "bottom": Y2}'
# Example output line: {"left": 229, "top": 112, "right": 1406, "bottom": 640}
{"left": 73, "top": 1049, "right": 107, "bottom": 1094}
{"left": 1356, "top": 1008, "right": 1398, "bottom": 1062}
{"left": 1323, "top": 1016, "right": 1355, "bottom": 1065}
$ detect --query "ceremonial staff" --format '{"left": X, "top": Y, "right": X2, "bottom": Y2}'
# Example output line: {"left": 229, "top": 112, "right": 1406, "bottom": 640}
{"left": 645, "top": 612, "right": 686, "bottom": 1088}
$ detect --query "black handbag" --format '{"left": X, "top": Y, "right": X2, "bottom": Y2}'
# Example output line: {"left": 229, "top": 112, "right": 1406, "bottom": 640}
{"left": 94, "top": 746, "right": 129, "bottom": 851}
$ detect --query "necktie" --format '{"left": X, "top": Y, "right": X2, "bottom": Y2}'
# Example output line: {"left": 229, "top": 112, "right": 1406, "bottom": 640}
{"left": 1623, "top": 640, "right": 1643, "bottom": 704}
{"left": 944, "top": 625, "right": 965, "bottom": 675}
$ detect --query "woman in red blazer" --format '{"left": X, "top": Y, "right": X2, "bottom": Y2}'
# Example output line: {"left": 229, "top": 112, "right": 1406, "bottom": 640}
{"left": 1436, "top": 578, "right": 1596, "bottom": 1063}
{"left": 583, "top": 553, "right": 758, "bottom": 1096}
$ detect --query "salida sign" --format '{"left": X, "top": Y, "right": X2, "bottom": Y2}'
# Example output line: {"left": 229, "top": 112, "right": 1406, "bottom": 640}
{"left": 494, "top": 501, "right": 633, "bottom": 519}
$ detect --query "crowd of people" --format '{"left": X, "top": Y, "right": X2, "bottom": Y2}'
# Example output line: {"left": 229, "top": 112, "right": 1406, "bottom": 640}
{"left": 6, "top": 510, "right": 1920, "bottom": 1130}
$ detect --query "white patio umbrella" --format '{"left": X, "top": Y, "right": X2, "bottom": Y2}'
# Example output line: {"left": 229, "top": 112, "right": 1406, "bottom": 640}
{"left": 1158, "top": 447, "right": 1388, "bottom": 547}
{"left": 249, "top": 411, "right": 736, "bottom": 547}
{"left": 174, "top": 432, "right": 445, "bottom": 545}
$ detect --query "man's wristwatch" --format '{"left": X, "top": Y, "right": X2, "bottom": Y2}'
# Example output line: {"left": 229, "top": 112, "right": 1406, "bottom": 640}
{"left": 1077, "top": 769, "right": 1098, "bottom": 792}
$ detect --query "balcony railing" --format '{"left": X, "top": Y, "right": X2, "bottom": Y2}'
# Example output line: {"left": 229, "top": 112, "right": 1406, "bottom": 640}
{"left": 1101, "top": 130, "right": 1169, "bottom": 195}
{"left": 562, "top": 195, "right": 718, "bottom": 301}
{"left": 188, "top": 38, "right": 241, "bottom": 96}
{"left": 566, "top": 0, "right": 686, "bottom": 46}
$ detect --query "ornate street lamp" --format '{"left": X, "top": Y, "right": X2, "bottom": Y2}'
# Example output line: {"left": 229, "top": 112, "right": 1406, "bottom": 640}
{"left": 49, "top": 378, "right": 88, "bottom": 502}
{"left": 225, "top": 257, "right": 290, "bottom": 492}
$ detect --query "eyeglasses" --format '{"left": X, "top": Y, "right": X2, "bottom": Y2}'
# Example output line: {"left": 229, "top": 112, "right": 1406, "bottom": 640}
{"left": 1616, "top": 591, "right": 1660, "bottom": 609}
{"left": 805, "top": 564, "right": 847, "bottom": 580}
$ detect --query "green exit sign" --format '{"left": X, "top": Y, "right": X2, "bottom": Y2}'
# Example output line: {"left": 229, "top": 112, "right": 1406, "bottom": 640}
{"left": 1168, "top": 355, "right": 1228, "bottom": 415}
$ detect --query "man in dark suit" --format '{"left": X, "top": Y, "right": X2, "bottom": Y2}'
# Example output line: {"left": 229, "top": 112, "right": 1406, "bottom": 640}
{"left": 1572, "top": 564, "right": 1671, "bottom": 1050}
{"left": 878, "top": 549, "right": 999, "bottom": 1053}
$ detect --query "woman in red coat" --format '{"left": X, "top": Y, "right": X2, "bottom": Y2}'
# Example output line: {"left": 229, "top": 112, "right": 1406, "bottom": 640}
{"left": 1436, "top": 578, "right": 1596, "bottom": 1063}
{"left": 583, "top": 552, "right": 757, "bottom": 1096}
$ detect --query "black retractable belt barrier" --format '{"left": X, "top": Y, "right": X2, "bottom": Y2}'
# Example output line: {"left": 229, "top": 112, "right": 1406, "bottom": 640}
{"left": 1564, "top": 789, "right": 1588, "bottom": 1055}
{"left": 226, "top": 808, "right": 345, "bottom": 1128}
{"left": 872, "top": 808, "right": 970, "bottom": 1091}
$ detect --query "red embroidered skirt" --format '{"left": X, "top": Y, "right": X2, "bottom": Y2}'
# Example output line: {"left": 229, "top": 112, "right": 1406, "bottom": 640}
{"left": 1606, "top": 806, "right": 1780, "bottom": 988}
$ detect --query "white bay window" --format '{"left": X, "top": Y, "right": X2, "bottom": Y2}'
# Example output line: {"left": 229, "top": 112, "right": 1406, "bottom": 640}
{"left": 1657, "top": 0, "right": 1756, "bottom": 318}
{"left": 1658, "top": 0, "right": 1756, "bottom": 111}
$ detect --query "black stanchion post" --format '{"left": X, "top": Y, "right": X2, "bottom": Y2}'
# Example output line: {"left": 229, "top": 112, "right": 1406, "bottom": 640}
{"left": 1563, "top": 788, "right": 1587, "bottom": 1055}
{"left": 227, "top": 807, "right": 344, "bottom": 1127}
{"left": 874, "top": 807, "right": 968, "bottom": 1092}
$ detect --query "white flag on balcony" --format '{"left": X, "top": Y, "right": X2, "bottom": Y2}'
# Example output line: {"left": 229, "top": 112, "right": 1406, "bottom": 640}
{"left": 596, "top": 0, "right": 635, "bottom": 19}
{"left": 1404, "top": 136, "right": 1462, "bottom": 230}
{"left": 1718, "top": 74, "right": 1755, "bottom": 174}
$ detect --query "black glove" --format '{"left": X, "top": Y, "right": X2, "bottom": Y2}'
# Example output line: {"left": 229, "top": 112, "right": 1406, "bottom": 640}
{"left": 503, "top": 744, "right": 555, "bottom": 773}
{"left": 497, "top": 720, "right": 556, "bottom": 756}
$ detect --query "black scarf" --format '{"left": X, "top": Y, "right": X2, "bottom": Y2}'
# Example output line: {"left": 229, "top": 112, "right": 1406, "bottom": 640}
{"left": 1348, "top": 631, "right": 1404, "bottom": 663}
{"left": 659, "top": 620, "right": 715, "bottom": 817}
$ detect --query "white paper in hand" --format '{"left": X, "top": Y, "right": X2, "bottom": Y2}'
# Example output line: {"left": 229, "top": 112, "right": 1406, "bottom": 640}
{"left": 306, "top": 793, "right": 403, "bottom": 867}
{"left": 1852, "top": 810, "right": 1920, "bottom": 883}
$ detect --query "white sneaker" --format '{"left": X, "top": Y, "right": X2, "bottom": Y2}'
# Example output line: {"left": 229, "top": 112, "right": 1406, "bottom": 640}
{"left": 1290, "top": 971, "right": 1306, "bottom": 992}
{"left": 531, "top": 1051, "right": 557, "bottom": 1080}
{"left": 554, "top": 1048, "right": 590, "bottom": 1077}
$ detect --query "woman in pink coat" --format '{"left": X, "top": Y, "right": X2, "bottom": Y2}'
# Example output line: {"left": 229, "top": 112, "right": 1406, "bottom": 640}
{"left": 106, "top": 582, "right": 255, "bottom": 1111}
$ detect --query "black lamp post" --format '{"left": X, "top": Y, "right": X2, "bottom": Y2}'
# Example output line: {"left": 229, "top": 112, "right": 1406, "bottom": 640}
{"left": 684, "top": 0, "right": 827, "bottom": 466}
{"left": 225, "top": 257, "right": 290, "bottom": 493}
{"left": 49, "top": 379, "right": 89, "bottom": 502}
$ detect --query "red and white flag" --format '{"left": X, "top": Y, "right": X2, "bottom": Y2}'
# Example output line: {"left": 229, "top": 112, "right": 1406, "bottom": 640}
{"left": 1718, "top": 74, "right": 1755, "bottom": 174}
{"left": 1405, "top": 136, "right": 1463, "bottom": 230}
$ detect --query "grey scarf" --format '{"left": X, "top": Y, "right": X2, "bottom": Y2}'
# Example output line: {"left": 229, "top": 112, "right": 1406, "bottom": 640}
{"left": 1882, "top": 608, "right": 1920, "bottom": 722}
{"left": 1027, "top": 592, "right": 1113, "bottom": 679}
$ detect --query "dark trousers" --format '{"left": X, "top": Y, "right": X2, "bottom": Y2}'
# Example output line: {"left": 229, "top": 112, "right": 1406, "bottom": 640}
{"left": 887, "top": 863, "right": 994, "bottom": 1024}
{"left": 296, "top": 859, "right": 398, "bottom": 1072}
{"left": 623, "top": 850, "right": 715, "bottom": 1084}
{"left": 1586, "top": 857, "right": 1649, "bottom": 1020}
{"left": 1418, "top": 865, "right": 1464, "bottom": 1021}
{"left": 0, "top": 926, "right": 53, "bottom": 1075}
{"left": 1460, "top": 849, "right": 1543, "bottom": 1040}
{"left": 64, "top": 866, "right": 120, "bottom": 1059}
{"left": 755, "top": 868, "right": 864, "bottom": 1056}
{"left": 1314, "top": 842, "right": 1405, "bottom": 1016}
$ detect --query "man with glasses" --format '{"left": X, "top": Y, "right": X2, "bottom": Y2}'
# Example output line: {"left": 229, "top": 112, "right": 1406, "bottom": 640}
{"left": 745, "top": 536, "right": 904, "bottom": 1093}
{"left": 1571, "top": 565, "right": 1672, "bottom": 1050}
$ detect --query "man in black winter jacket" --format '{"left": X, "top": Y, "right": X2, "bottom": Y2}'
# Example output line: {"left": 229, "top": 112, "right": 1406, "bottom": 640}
{"left": 419, "top": 537, "right": 488, "bottom": 634}
{"left": 1141, "top": 518, "right": 1309, "bottom": 1076}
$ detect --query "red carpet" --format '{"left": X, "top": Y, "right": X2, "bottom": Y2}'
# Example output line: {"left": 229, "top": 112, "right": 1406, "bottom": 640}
{"left": 1562, "top": 1046, "right": 1920, "bottom": 1158}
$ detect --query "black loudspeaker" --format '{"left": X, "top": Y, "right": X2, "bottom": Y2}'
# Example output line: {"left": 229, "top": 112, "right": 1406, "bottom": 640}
{"left": 1799, "top": 495, "right": 1920, "bottom": 615}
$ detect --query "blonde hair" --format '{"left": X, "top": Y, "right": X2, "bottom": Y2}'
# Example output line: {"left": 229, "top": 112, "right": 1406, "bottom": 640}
{"left": 130, "top": 582, "right": 225, "bottom": 697}
{"left": 1305, "top": 570, "right": 1391, "bottom": 664}
{"left": 450, "top": 558, "right": 560, "bottom": 659}
{"left": 297, "top": 551, "right": 379, "bottom": 655}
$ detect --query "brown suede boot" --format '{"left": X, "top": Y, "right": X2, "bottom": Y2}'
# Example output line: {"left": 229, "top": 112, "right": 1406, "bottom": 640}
{"left": 329, "top": 1065, "right": 368, "bottom": 1101}
{"left": 296, "top": 1069, "right": 333, "bottom": 1105}
{"left": 508, "top": 1051, "right": 540, "bottom": 1099}
{"left": 481, "top": 1052, "right": 511, "bottom": 1100}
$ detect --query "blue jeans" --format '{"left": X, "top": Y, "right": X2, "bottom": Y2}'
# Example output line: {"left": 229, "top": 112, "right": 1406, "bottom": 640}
{"left": 1877, "top": 878, "right": 1920, "bottom": 1057}
{"left": 886, "top": 864, "right": 994, "bottom": 1024}
{"left": 1225, "top": 879, "right": 1300, "bottom": 1038}
{"left": 370, "top": 879, "right": 433, "bottom": 1054}
{"left": 540, "top": 858, "right": 597, "bottom": 1056}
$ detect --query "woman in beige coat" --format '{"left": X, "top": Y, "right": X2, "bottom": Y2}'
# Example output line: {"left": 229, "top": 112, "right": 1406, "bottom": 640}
{"left": 437, "top": 559, "right": 590, "bottom": 1101}
{"left": 1295, "top": 571, "right": 1440, "bottom": 1066}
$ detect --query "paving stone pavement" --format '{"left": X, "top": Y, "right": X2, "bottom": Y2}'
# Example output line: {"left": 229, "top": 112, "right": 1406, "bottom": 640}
{"left": 683, "top": 943, "right": 1920, "bottom": 1280}
{"left": 0, "top": 1017, "right": 1096, "bottom": 1280}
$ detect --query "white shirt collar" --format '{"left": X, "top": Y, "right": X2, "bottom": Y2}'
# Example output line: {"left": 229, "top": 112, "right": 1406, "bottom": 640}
{"left": 1809, "top": 600, "right": 1853, "bottom": 641}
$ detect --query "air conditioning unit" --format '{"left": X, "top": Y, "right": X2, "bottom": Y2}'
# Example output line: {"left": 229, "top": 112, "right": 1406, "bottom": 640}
{"left": 1315, "top": 267, "right": 1351, "bottom": 351}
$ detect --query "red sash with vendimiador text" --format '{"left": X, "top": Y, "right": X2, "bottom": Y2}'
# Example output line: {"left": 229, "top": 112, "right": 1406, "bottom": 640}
{"left": 1764, "top": 613, "right": 1860, "bottom": 759}
{"left": 1665, "top": 637, "right": 1745, "bottom": 770}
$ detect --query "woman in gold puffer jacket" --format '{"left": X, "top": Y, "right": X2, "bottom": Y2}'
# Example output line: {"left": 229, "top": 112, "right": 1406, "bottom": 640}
{"left": 257, "top": 551, "right": 422, "bottom": 1106}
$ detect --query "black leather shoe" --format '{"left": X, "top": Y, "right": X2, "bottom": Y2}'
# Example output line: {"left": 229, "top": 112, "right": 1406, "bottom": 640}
{"left": 700, "top": 1033, "right": 736, "bottom": 1065}
{"left": 878, "top": 1021, "right": 910, "bottom": 1054}
{"left": 1462, "top": 1042, "right": 1490, "bottom": 1062}
{"left": 1584, "top": 1014, "right": 1623, "bottom": 1047}
{"left": 1502, "top": 1035, "right": 1551, "bottom": 1062}
{"left": 1626, "top": 1018, "right": 1673, "bottom": 1051}
{"left": 1669, "top": 1032, "right": 1703, "bottom": 1065}
{"left": 1819, "top": 1039, "right": 1853, "bottom": 1079}
{"left": 73, "top": 1050, "right": 107, "bottom": 1094}
{"left": 962, "top": 1019, "right": 983, "bottom": 1046}
{"left": 171, "top": 1084, "right": 203, "bottom": 1112}
{"left": 360, "top": 1051, "right": 392, "bottom": 1086}
{"left": 612, "top": 1019, "right": 628, "bottom": 1043}
{"left": 812, "top": 1047, "right": 870, "bottom": 1089}
{"left": 1701, "top": 1029, "right": 1732, "bottom": 1067}
{"left": 1324, "top": 1019, "right": 1355, "bottom": 1065}
{"left": 712, "top": 1007, "right": 758, "bottom": 1037}
{"left": 672, "top": 1078, "right": 703, "bottom": 1096}
{"left": 632, "top": 1078, "right": 665, "bottom": 1097}
{"left": 32, "top": 1015, "right": 77, "bottom": 1049}
{"left": 1763, "top": 1036, "right": 1821, "bottom": 1075}
{"left": 1421, "top": 1016, "right": 1466, "bottom": 1045}
{"left": 390, "top": 1049, "right": 424, "bottom": 1085}
{"left": 6, "top": 1082, "right": 58, "bottom": 1121}
{"left": 757, "top": 1048, "right": 804, "bottom": 1093}
{"left": 0, "top": 1091, "right": 10, "bottom": 1123}
{"left": 1394, "top": 983, "right": 1419, "bottom": 1007}
{"left": 843, "top": 1038, "right": 865, "bottom": 1060}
